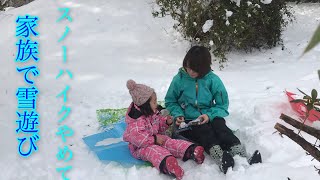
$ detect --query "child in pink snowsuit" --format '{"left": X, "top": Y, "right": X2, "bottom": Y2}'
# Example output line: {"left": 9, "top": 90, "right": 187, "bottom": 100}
{"left": 123, "top": 79, "right": 205, "bottom": 180}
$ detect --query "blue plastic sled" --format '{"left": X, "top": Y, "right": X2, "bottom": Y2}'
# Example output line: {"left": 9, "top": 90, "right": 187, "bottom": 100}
{"left": 82, "top": 121, "right": 150, "bottom": 167}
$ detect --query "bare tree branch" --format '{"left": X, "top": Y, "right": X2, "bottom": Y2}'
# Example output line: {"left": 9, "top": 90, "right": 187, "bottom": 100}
{"left": 274, "top": 123, "right": 320, "bottom": 162}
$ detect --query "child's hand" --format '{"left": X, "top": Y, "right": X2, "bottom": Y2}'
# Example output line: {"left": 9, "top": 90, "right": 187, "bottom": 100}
{"left": 198, "top": 114, "right": 209, "bottom": 125}
{"left": 166, "top": 116, "right": 173, "bottom": 125}
{"left": 175, "top": 116, "right": 185, "bottom": 126}
{"left": 155, "top": 135, "right": 165, "bottom": 145}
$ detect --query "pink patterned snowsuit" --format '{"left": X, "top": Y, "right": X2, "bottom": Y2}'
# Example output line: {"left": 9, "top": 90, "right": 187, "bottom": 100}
{"left": 123, "top": 103, "right": 193, "bottom": 169}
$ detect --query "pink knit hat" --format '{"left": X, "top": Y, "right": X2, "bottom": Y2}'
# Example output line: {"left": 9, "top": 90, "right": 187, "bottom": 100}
{"left": 127, "top": 79, "right": 155, "bottom": 106}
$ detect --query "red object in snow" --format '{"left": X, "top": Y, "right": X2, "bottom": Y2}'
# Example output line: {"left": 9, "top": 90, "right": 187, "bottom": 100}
{"left": 286, "top": 90, "right": 320, "bottom": 122}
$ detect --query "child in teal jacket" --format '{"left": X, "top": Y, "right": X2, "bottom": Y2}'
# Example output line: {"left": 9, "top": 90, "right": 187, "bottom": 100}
{"left": 165, "top": 46, "right": 262, "bottom": 174}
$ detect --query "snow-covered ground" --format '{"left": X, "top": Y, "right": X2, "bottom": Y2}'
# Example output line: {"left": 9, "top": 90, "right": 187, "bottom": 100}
{"left": 0, "top": 0, "right": 320, "bottom": 179}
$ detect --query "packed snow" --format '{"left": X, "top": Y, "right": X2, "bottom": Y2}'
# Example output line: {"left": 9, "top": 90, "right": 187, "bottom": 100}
{"left": 202, "top": 20, "right": 213, "bottom": 33}
{"left": 261, "top": 0, "right": 273, "bottom": 5}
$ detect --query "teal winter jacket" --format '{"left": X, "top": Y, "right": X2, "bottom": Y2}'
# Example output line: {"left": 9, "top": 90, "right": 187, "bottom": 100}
{"left": 165, "top": 68, "right": 229, "bottom": 122}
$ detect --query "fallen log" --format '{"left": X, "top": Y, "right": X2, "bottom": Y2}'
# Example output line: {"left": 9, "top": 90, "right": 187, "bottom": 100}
{"left": 280, "top": 113, "right": 320, "bottom": 139}
{"left": 274, "top": 123, "right": 320, "bottom": 162}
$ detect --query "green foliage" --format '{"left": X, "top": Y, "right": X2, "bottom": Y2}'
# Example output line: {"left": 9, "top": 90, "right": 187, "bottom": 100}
{"left": 0, "top": 0, "right": 35, "bottom": 11}
{"left": 286, "top": 0, "right": 320, "bottom": 3}
{"left": 153, "top": 0, "right": 294, "bottom": 67}
{"left": 292, "top": 89, "right": 320, "bottom": 113}
{"left": 303, "top": 24, "right": 320, "bottom": 55}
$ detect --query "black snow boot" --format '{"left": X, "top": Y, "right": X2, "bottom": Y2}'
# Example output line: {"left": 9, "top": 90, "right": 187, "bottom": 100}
{"left": 209, "top": 145, "right": 234, "bottom": 174}
{"left": 248, "top": 150, "right": 262, "bottom": 165}
{"left": 220, "top": 151, "right": 235, "bottom": 174}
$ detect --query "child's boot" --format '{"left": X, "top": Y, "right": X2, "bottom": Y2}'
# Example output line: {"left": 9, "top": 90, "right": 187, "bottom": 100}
{"left": 163, "top": 156, "right": 184, "bottom": 180}
{"left": 209, "top": 145, "right": 234, "bottom": 174}
{"left": 220, "top": 151, "right": 234, "bottom": 174}
{"left": 248, "top": 150, "right": 262, "bottom": 165}
{"left": 183, "top": 145, "right": 205, "bottom": 164}
{"left": 230, "top": 144, "right": 262, "bottom": 165}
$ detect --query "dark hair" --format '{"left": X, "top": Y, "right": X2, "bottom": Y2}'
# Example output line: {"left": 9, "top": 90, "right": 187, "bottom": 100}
{"left": 138, "top": 98, "right": 154, "bottom": 117}
{"left": 129, "top": 103, "right": 164, "bottom": 119}
{"left": 183, "top": 46, "right": 212, "bottom": 78}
